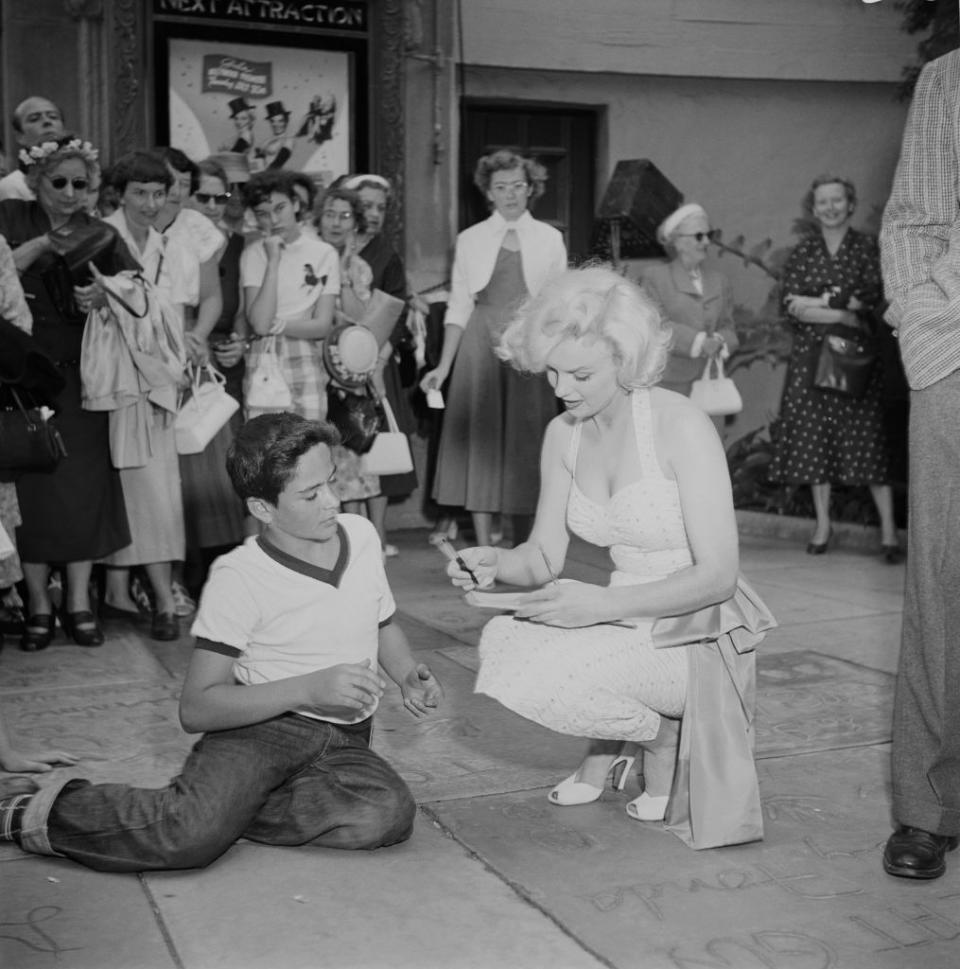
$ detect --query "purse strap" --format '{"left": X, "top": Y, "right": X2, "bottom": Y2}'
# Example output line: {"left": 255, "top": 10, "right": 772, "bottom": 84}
{"left": 6, "top": 386, "right": 41, "bottom": 429}
{"left": 90, "top": 263, "right": 149, "bottom": 319}
{"left": 700, "top": 354, "right": 726, "bottom": 381}
{"left": 377, "top": 394, "right": 401, "bottom": 434}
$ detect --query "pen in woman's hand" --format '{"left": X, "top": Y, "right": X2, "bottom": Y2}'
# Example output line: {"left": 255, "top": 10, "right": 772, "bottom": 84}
{"left": 434, "top": 537, "right": 480, "bottom": 586}
{"left": 538, "top": 543, "right": 560, "bottom": 586}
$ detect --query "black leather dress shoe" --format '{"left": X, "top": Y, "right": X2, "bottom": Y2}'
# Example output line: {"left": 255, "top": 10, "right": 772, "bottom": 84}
{"left": 883, "top": 826, "right": 959, "bottom": 880}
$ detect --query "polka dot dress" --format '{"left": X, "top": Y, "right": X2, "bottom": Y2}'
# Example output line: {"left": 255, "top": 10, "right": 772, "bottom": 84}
{"left": 769, "top": 230, "right": 891, "bottom": 486}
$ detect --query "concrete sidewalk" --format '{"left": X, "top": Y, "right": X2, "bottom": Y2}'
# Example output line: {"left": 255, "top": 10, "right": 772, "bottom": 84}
{"left": 2, "top": 530, "right": 957, "bottom": 969}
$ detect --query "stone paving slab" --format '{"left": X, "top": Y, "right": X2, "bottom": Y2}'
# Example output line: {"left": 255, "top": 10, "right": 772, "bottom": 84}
{"left": 373, "top": 648, "right": 584, "bottom": 802}
{"left": 745, "top": 577, "right": 887, "bottom": 627}
{"left": 424, "top": 745, "right": 960, "bottom": 969}
{"left": 143, "top": 822, "right": 607, "bottom": 969}
{"left": 763, "top": 612, "right": 903, "bottom": 674}
{"left": 0, "top": 632, "right": 169, "bottom": 693}
{"left": 0, "top": 856, "right": 174, "bottom": 969}
{"left": 432, "top": 645, "right": 895, "bottom": 760}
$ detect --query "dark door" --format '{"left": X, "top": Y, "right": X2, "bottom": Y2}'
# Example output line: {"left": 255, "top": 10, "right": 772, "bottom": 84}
{"left": 461, "top": 103, "right": 597, "bottom": 263}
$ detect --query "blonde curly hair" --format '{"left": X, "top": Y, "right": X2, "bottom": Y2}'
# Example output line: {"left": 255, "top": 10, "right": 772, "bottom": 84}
{"left": 497, "top": 264, "right": 670, "bottom": 389}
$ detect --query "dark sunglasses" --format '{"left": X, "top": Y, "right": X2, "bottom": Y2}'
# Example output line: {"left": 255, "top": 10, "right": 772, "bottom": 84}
{"left": 46, "top": 175, "right": 88, "bottom": 191}
{"left": 195, "top": 191, "right": 231, "bottom": 205}
{"left": 676, "top": 230, "right": 718, "bottom": 243}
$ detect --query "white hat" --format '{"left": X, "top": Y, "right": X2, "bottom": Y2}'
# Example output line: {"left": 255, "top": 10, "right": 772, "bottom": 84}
{"left": 657, "top": 203, "right": 708, "bottom": 245}
{"left": 322, "top": 323, "right": 379, "bottom": 390}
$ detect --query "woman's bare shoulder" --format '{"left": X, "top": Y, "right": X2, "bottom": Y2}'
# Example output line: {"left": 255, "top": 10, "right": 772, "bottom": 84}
{"left": 648, "top": 386, "right": 716, "bottom": 439}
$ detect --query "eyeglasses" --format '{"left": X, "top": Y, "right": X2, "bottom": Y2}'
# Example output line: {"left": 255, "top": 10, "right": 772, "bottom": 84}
{"left": 490, "top": 181, "right": 529, "bottom": 194}
{"left": 46, "top": 175, "right": 88, "bottom": 191}
{"left": 676, "top": 230, "right": 718, "bottom": 243}
{"left": 321, "top": 210, "right": 354, "bottom": 223}
{"left": 195, "top": 192, "right": 231, "bottom": 205}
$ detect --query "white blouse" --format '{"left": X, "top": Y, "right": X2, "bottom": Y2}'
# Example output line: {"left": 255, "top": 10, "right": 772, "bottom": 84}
{"left": 445, "top": 210, "right": 567, "bottom": 328}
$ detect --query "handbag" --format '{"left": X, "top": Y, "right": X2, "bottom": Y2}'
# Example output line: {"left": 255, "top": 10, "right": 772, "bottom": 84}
{"left": 689, "top": 355, "right": 743, "bottom": 416}
{"left": 0, "top": 386, "right": 68, "bottom": 482}
{"left": 245, "top": 335, "right": 292, "bottom": 412}
{"left": 361, "top": 396, "right": 414, "bottom": 475}
{"left": 175, "top": 364, "right": 240, "bottom": 455}
{"left": 812, "top": 323, "right": 877, "bottom": 398}
{"left": 340, "top": 286, "right": 405, "bottom": 348}
{"left": 326, "top": 382, "right": 382, "bottom": 454}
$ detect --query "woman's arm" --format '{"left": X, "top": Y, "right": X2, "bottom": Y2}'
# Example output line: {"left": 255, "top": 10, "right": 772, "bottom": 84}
{"left": 513, "top": 399, "right": 738, "bottom": 627}
{"left": 419, "top": 322, "right": 463, "bottom": 391}
{"left": 420, "top": 236, "right": 475, "bottom": 390}
{"left": 452, "top": 416, "right": 574, "bottom": 589}
{"left": 244, "top": 238, "right": 282, "bottom": 334}
{"left": 277, "top": 293, "right": 336, "bottom": 339}
{"left": 11, "top": 233, "right": 53, "bottom": 274}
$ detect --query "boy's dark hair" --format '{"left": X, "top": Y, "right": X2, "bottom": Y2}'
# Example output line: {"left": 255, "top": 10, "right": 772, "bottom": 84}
{"left": 106, "top": 150, "right": 173, "bottom": 193}
{"left": 227, "top": 413, "right": 341, "bottom": 506}
{"left": 153, "top": 146, "right": 199, "bottom": 195}
{"left": 241, "top": 170, "right": 300, "bottom": 213}
{"left": 289, "top": 171, "right": 319, "bottom": 212}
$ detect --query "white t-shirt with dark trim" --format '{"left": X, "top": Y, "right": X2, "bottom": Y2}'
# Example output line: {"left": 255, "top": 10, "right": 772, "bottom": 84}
{"left": 190, "top": 514, "right": 394, "bottom": 724}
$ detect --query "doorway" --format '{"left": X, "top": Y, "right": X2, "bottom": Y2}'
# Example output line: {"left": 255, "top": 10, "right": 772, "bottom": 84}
{"left": 460, "top": 103, "right": 597, "bottom": 263}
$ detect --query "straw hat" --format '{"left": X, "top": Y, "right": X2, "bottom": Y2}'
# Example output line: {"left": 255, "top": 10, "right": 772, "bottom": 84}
{"left": 322, "top": 323, "right": 379, "bottom": 390}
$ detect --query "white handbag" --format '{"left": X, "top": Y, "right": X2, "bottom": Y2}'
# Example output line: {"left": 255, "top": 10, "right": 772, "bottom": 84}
{"left": 689, "top": 355, "right": 743, "bottom": 417}
{"left": 361, "top": 397, "right": 414, "bottom": 475}
{"left": 175, "top": 364, "right": 240, "bottom": 455}
{"left": 245, "top": 335, "right": 292, "bottom": 412}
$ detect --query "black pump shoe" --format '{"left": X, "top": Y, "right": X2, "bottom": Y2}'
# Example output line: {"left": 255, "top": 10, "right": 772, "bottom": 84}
{"left": 62, "top": 610, "right": 105, "bottom": 647}
{"left": 19, "top": 614, "right": 55, "bottom": 651}
{"left": 806, "top": 529, "right": 831, "bottom": 555}
{"left": 882, "top": 544, "right": 906, "bottom": 565}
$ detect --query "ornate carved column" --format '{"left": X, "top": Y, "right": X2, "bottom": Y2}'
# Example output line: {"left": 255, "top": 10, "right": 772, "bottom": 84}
{"left": 64, "top": 0, "right": 108, "bottom": 151}
{"left": 374, "top": 0, "right": 406, "bottom": 252}
{"left": 103, "top": 0, "right": 146, "bottom": 160}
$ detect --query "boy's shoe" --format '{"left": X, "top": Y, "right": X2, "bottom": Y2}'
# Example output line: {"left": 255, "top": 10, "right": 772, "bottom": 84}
{"left": 171, "top": 581, "right": 196, "bottom": 617}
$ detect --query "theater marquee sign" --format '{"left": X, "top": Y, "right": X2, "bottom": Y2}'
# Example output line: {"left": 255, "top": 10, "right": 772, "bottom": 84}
{"left": 153, "top": 0, "right": 369, "bottom": 30}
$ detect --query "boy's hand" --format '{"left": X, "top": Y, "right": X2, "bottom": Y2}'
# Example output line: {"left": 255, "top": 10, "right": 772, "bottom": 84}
{"left": 300, "top": 660, "right": 386, "bottom": 719}
{"left": 399, "top": 663, "right": 443, "bottom": 718}
{"left": 0, "top": 749, "right": 78, "bottom": 773}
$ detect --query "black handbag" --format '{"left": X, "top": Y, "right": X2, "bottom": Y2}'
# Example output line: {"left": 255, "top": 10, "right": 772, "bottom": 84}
{"left": 812, "top": 323, "right": 877, "bottom": 398}
{"left": 0, "top": 386, "right": 68, "bottom": 482}
{"left": 326, "top": 383, "right": 384, "bottom": 455}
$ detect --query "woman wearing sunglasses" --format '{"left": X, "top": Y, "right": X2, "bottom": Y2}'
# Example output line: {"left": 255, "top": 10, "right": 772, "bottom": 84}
{"left": 639, "top": 203, "right": 739, "bottom": 397}
{"left": 0, "top": 134, "right": 133, "bottom": 649}
{"left": 189, "top": 157, "right": 247, "bottom": 412}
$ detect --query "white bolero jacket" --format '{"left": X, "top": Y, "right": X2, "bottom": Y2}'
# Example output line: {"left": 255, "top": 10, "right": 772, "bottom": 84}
{"left": 444, "top": 210, "right": 567, "bottom": 328}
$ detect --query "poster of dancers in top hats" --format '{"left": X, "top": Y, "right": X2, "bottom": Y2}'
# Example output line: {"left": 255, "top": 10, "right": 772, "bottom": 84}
{"left": 166, "top": 37, "right": 351, "bottom": 189}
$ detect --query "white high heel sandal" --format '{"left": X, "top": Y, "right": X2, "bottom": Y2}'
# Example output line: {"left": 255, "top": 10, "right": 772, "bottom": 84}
{"left": 548, "top": 753, "right": 635, "bottom": 806}
{"left": 625, "top": 791, "right": 670, "bottom": 822}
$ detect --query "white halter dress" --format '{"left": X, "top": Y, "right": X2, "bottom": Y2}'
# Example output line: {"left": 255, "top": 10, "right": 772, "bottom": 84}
{"left": 476, "top": 390, "right": 691, "bottom": 742}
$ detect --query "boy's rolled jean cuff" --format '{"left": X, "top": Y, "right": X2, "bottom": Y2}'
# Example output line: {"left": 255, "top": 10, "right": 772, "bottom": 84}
{"left": 18, "top": 775, "right": 76, "bottom": 857}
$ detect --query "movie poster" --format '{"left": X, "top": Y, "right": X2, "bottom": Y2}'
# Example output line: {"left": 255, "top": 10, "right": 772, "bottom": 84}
{"left": 167, "top": 37, "right": 352, "bottom": 187}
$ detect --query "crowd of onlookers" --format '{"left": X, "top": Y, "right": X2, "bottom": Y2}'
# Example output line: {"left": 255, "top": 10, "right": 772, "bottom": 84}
{"left": 0, "top": 94, "right": 421, "bottom": 648}
{"left": 0, "top": 93, "right": 908, "bottom": 658}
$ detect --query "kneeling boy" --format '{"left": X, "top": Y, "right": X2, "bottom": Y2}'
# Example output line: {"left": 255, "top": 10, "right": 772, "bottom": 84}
{"left": 0, "top": 414, "right": 442, "bottom": 871}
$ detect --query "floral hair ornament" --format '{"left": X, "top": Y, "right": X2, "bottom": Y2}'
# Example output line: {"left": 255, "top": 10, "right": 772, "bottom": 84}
{"left": 19, "top": 138, "right": 99, "bottom": 169}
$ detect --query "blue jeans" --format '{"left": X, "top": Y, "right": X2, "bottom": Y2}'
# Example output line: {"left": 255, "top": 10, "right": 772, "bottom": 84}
{"left": 19, "top": 713, "right": 416, "bottom": 872}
